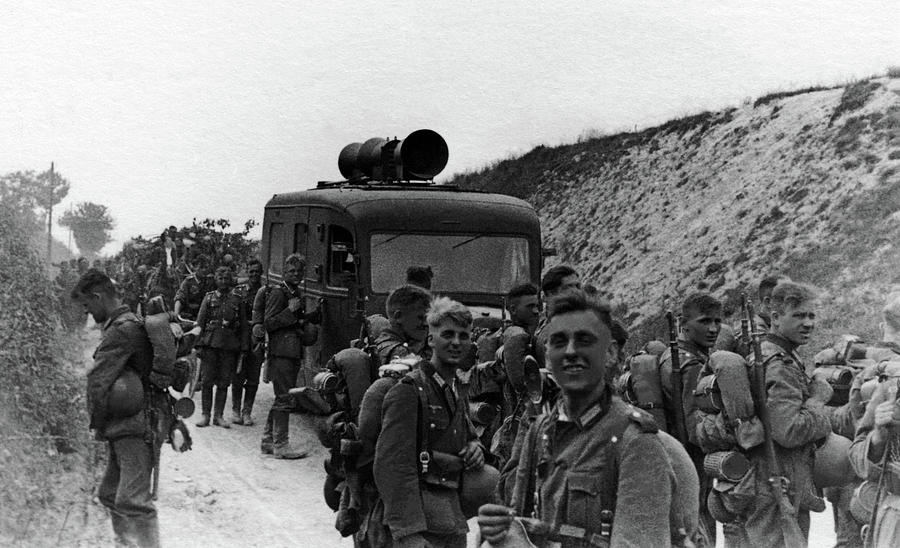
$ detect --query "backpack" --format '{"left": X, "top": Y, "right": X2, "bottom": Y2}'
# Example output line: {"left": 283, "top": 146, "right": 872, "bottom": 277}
{"left": 690, "top": 350, "right": 763, "bottom": 454}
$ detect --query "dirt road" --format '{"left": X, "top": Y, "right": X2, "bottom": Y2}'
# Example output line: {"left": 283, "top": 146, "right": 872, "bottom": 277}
{"left": 154, "top": 383, "right": 345, "bottom": 547}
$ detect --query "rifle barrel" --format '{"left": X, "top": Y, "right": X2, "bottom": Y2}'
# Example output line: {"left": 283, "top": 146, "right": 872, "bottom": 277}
{"left": 666, "top": 310, "right": 688, "bottom": 444}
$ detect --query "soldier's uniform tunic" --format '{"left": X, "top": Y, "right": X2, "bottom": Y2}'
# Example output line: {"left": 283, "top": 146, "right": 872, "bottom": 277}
{"left": 502, "top": 388, "right": 676, "bottom": 547}
{"left": 195, "top": 288, "right": 245, "bottom": 421}
{"left": 231, "top": 280, "right": 262, "bottom": 421}
{"left": 374, "top": 361, "right": 478, "bottom": 548}
{"left": 262, "top": 282, "right": 312, "bottom": 452}
{"left": 725, "top": 334, "right": 832, "bottom": 547}
{"left": 373, "top": 326, "right": 429, "bottom": 367}
{"left": 87, "top": 305, "right": 159, "bottom": 547}
{"left": 174, "top": 274, "right": 213, "bottom": 321}
{"left": 849, "top": 382, "right": 900, "bottom": 547}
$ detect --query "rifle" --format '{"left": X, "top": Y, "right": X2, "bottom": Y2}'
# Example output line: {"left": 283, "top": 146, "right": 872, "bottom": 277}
{"left": 666, "top": 310, "right": 688, "bottom": 444}
{"left": 739, "top": 298, "right": 750, "bottom": 351}
{"left": 744, "top": 293, "right": 805, "bottom": 546}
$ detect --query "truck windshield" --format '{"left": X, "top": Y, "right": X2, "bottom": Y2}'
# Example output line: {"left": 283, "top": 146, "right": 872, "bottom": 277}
{"left": 370, "top": 233, "right": 531, "bottom": 294}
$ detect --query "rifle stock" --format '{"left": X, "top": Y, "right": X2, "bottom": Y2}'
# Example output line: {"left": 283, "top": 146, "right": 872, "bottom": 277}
{"left": 666, "top": 310, "right": 688, "bottom": 444}
{"left": 744, "top": 293, "right": 805, "bottom": 546}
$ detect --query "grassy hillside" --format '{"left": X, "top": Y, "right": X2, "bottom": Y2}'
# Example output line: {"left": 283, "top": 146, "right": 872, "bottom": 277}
{"left": 450, "top": 76, "right": 900, "bottom": 352}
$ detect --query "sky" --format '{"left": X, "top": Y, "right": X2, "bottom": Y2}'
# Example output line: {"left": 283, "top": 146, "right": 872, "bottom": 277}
{"left": 2, "top": 1, "right": 898, "bottom": 255}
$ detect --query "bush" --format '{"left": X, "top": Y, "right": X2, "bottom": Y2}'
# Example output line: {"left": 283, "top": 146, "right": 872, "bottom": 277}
{"left": 0, "top": 203, "right": 98, "bottom": 544}
{"left": 830, "top": 80, "right": 881, "bottom": 124}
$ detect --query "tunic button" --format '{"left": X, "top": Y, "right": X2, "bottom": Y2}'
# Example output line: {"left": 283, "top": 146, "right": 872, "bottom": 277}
{"left": 611, "top": 436, "right": 618, "bottom": 443}
{"left": 632, "top": 411, "right": 641, "bottom": 418}
{"left": 430, "top": 423, "right": 436, "bottom": 429}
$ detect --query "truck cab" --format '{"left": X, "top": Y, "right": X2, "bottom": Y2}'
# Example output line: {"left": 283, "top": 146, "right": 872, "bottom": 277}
{"left": 260, "top": 131, "right": 542, "bottom": 385}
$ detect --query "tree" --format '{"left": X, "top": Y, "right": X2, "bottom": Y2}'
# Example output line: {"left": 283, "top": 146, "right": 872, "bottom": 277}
{"left": 0, "top": 169, "right": 70, "bottom": 232}
{"left": 59, "top": 201, "right": 114, "bottom": 259}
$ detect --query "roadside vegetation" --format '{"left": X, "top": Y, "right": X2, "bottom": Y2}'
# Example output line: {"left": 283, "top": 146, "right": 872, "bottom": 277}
{"left": 0, "top": 202, "right": 106, "bottom": 546}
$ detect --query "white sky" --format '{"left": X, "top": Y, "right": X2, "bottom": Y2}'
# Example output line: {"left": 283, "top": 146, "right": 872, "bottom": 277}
{"left": 2, "top": 1, "right": 897, "bottom": 254}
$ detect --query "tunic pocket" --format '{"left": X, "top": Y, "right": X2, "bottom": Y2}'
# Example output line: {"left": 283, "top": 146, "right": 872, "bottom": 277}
{"left": 426, "top": 404, "right": 450, "bottom": 431}
{"left": 565, "top": 471, "right": 608, "bottom": 529}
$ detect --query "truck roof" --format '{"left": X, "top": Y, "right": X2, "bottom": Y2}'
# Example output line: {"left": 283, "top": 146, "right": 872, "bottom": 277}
{"left": 266, "top": 184, "right": 540, "bottom": 234}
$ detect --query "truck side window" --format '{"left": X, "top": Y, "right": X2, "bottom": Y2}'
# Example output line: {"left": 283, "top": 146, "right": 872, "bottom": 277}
{"left": 268, "top": 222, "right": 284, "bottom": 275}
{"left": 329, "top": 225, "right": 355, "bottom": 287}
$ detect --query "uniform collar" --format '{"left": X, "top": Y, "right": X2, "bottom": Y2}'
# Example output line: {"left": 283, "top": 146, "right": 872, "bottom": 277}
{"left": 556, "top": 385, "right": 612, "bottom": 429}
{"left": 102, "top": 305, "right": 132, "bottom": 331}
{"left": 765, "top": 333, "right": 800, "bottom": 359}
{"left": 677, "top": 337, "right": 709, "bottom": 360}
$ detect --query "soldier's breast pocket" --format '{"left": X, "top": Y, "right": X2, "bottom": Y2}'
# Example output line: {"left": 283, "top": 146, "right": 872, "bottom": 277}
{"left": 426, "top": 404, "right": 450, "bottom": 432}
{"left": 564, "top": 464, "right": 610, "bottom": 527}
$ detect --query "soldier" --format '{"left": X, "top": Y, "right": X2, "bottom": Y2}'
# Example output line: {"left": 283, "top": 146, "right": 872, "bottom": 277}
{"left": 533, "top": 265, "right": 581, "bottom": 366}
{"left": 71, "top": 269, "right": 160, "bottom": 547}
{"left": 716, "top": 274, "right": 786, "bottom": 354}
{"left": 821, "top": 292, "right": 900, "bottom": 548}
{"left": 173, "top": 254, "right": 213, "bottom": 321}
{"left": 478, "top": 290, "right": 680, "bottom": 547}
{"left": 374, "top": 297, "right": 484, "bottom": 548}
{"left": 480, "top": 283, "right": 541, "bottom": 467}
{"left": 231, "top": 258, "right": 264, "bottom": 426}
{"left": 373, "top": 284, "right": 433, "bottom": 366}
{"left": 261, "top": 253, "right": 318, "bottom": 459}
{"left": 848, "top": 293, "right": 900, "bottom": 547}
{"left": 194, "top": 266, "right": 245, "bottom": 428}
{"left": 727, "top": 281, "right": 833, "bottom": 547}
{"left": 405, "top": 265, "right": 434, "bottom": 290}
{"left": 657, "top": 292, "right": 722, "bottom": 544}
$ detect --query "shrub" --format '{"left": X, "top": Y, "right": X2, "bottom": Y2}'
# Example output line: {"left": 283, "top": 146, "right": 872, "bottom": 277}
{"left": 830, "top": 80, "right": 881, "bottom": 124}
{"left": 0, "top": 202, "right": 99, "bottom": 544}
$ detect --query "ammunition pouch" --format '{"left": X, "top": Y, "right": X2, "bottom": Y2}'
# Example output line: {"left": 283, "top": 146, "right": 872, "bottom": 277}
{"left": 422, "top": 450, "right": 464, "bottom": 489}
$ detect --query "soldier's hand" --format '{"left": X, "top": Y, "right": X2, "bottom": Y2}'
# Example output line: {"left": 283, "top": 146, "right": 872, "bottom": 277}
{"left": 288, "top": 297, "right": 302, "bottom": 312}
{"left": 808, "top": 374, "right": 834, "bottom": 404}
{"left": 252, "top": 323, "right": 265, "bottom": 340}
{"left": 478, "top": 504, "right": 515, "bottom": 545}
{"left": 460, "top": 440, "right": 484, "bottom": 471}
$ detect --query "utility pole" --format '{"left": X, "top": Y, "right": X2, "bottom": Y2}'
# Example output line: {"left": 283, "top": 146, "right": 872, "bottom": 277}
{"left": 47, "top": 162, "right": 54, "bottom": 262}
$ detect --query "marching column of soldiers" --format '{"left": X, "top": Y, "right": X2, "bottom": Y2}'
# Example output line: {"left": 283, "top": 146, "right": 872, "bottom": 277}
{"left": 71, "top": 251, "right": 900, "bottom": 548}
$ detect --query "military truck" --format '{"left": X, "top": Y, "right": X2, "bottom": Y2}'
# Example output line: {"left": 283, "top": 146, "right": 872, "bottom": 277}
{"left": 261, "top": 130, "right": 543, "bottom": 385}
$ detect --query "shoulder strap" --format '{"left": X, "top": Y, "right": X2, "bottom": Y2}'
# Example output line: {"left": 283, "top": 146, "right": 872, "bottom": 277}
{"left": 400, "top": 373, "right": 431, "bottom": 475}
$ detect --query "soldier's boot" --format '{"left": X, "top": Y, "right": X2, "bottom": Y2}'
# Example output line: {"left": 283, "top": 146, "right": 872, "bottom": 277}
{"left": 272, "top": 410, "right": 307, "bottom": 459}
{"left": 241, "top": 385, "right": 257, "bottom": 426}
{"left": 131, "top": 515, "right": 161, "bottom": 548}
{"left": 231, "top": 382, "right": 244, "bottom": 425}
{"left": 260, "top": 409, "right": 274, "bottom": 454}
{"left": 197, "top": 385, "right": 213, "bottom": 427}
{"left": 212, "top": 387, "right": 230, "bottom": 428}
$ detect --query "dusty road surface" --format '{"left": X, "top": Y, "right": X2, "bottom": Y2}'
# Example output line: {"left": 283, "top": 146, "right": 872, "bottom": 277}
{"left": 154, "top": 383, "right": 346, "bottom": 547}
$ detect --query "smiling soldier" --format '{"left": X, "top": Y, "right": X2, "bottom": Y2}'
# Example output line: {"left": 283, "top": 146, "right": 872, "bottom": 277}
{"left": 374, "top": 297, "right": 484, "bottom": 548}
{"left": 479, "top": 290, "right": 678, "bottom": 547}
